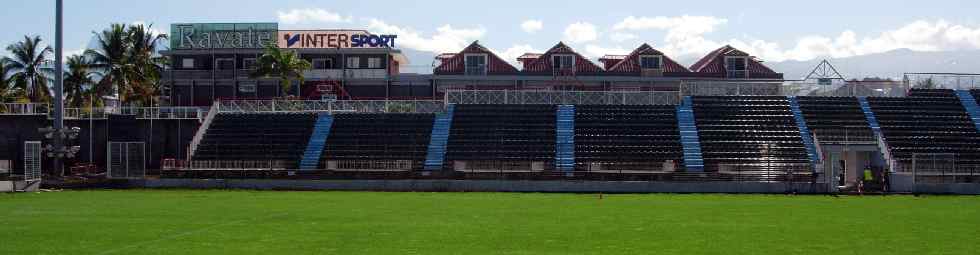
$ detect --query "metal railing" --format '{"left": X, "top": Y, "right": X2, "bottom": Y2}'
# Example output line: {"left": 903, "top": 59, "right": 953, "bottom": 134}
{"left": 215, "top": 99, "right": 447, "bottom": 114}
{"left": 62, "top": 107, "right": 204, "bottom": 120}
{"left": 445, "top": 89, "right": 681, "bottom": 105}
{"left": 0, "top": 103, "right": 49, "bottom": 115}
{"left": 680, "top": 80, "right": 784, "bottom": 96}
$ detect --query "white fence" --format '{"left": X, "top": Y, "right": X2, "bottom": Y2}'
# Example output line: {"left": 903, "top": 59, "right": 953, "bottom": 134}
{"left": 215, "top": 100, "right": 447, "bottom": 114}
{"left": 0, "top": 103, "right": 48, "bottom": 115}
{"left": 23, "top": 141, "right": 41, "bottom": 181}
{"left": 445, "top": 90, "right": 681, "bottom": 105}
{"left": 63, "top": 107, "right": 204, "bottom": 120}
{"left": 905, "top": 73, "right": 980, "bottom": 90}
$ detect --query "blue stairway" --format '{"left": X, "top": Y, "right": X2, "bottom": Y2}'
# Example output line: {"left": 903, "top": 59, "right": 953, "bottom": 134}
{"left": 676, "top": 97, "right": 705, "bottom": 172}
{"left": 787, "top": 96, "right": 820, "bottom": 168}
{"left": 299, "top": 113, "right": 334, "bottom": 170}
{"left": 857, "top": 97, "right": 882, "bottom": 136}
{"left": 423, "top": 105, "right": 455, "bottom": 171}
{"left": 955, "top": 90, "right": 980, "bottom": 132}
{"left": 555, "top": 105, "right": 576, "bottom": 172}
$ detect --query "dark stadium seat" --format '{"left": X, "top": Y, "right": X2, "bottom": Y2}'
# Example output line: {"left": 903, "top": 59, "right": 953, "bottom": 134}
{"left": 321, "top": 113, "right": 435, "bottom": 171}
{"left": 797, "top": 97, "right": 875, "bottom": 144}
{"left": 445, "top": 104, "right": 556, "bottom": 171}
{"left": 692, "top": 96, "right": 811, "bottom": 172}
{"left": 191, "top": 113, "right": 317, "bottom": 169}
{"left": 868, "top": 89, "right": 980, "bottom": 167}
{"left": 573, "top": 105, "right": 683, "bottom": 172}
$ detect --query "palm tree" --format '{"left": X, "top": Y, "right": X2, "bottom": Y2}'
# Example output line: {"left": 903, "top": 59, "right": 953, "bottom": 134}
{"left": 64, "top": 55, "right": 95, "bottom": 108}
{"left": 125, "top": 23, "right": 168, "bottom": 106}
{"left": 0, "top": 58, "right": 26, "bottom": 104}
{"left": 86, "top": 24, "right": 130, "bottom": 104}
{"left": 4, "top": 35, "right": 53, "bottom": 103}
{"left": 250, "top": 44, "right": 312, "bottom": 97}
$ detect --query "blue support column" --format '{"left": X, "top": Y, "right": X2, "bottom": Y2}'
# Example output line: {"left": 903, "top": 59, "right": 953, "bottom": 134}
{"left": 955, "top": 90, "right": 980, "bottom": 133}
{"left": 423, "top": 105, "right": 455, "bottom": 171}
{"left": 787, "top": 96, "right": 820, "bottom": 169}
{"left": 299, "top": 113, "right": 334, "bottom": 170}
{"left": 677, "top": 97, "right": 704, "bottom": 172}
{"left": 555, "top": 105, "right": 575, "bottom": 172}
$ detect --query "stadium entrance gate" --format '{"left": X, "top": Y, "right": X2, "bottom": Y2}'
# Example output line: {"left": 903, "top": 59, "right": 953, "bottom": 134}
{"left": 107, "top": 142, "right": 145, "bottom": 179}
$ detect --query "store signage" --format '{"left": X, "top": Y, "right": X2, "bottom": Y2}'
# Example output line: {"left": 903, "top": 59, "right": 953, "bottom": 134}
{"left": 170, "top": 23, "right": 278, "bottom": 50}
{"left": 278, "top": 30, "right": 397, "bottom": 49}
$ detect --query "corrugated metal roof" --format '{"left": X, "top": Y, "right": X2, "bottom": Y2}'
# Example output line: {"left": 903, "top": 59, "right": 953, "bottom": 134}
{"left": 433, "top": 41, "right": 519, "bottom": 75}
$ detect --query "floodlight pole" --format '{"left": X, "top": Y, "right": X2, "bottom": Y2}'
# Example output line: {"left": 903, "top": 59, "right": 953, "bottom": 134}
{"left": 53, "top": 0, "right": 65, "bottom": 175}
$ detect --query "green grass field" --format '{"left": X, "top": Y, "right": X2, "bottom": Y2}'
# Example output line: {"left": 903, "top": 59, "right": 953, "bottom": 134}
{"left": 1, "top": 190, "right": 978, "bottom": 255}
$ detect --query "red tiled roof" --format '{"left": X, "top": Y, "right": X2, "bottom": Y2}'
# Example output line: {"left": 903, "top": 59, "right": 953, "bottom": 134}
{"left": 689, "top": 45, "right": 782, "bottom": 79}
{"left": 606, "top": 43, "right": 691, "bottom": 75}
{"left": 522, "top": 42, "right": 603, "bottom": 74}
{"left": 433, "top": 41, "right": 519, "bottom": 75}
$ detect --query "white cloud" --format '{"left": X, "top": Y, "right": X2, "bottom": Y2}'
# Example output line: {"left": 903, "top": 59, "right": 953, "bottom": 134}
{"left": 725, "top": 20, "right": 980, "bottom": 62}
{"left": 521, "top": 20, "right": 544, "bottom": 34}
{"left": 563, "top": 22, "right": 598, "bottom": 43}
{"left": 277, "top": 8, "right": 353, "bottom": 24}
{"left": 491, "top": 44, "right": 541, "bottom": 66}
{"left": 366, "top": 19, "right": 485, "bottom": 53}
{"left": 609, "top": 32, "right": 637, "bottom": 42}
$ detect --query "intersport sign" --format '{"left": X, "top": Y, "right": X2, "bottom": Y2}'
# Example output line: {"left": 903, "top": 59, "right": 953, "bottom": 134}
{"left": 278, "top": 30, "right": 397, "bottom": 49}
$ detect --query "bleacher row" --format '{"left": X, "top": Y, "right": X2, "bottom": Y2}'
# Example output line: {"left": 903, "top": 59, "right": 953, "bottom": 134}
{"left": 189, "top": 90, "right": 980, "bottom": 173}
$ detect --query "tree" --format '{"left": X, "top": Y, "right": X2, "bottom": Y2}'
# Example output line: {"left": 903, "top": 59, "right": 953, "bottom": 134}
{"left": 63, "top": 55, "right": 96, "bottom": 108}
{"left": 85, "top": 24, "right": 130, "bottom": 104}
{"left": 250, "top": 44, "right": 312, "bottom": 97}
{"left": 915, "top": 77, "right": 937, "bottom": 89}
{"left": 125, "top": 24, "right": 167, "bottom": 106}
{"left": 4, "top": 35, "right": 53, "bottom": 103}
{"left": 0, "top": 58, "right": 27, "bottom": 104}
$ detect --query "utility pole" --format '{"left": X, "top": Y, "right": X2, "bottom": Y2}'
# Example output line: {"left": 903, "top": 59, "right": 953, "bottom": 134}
{"left": 53, "top": 0, "right": 65, "bottom": 175}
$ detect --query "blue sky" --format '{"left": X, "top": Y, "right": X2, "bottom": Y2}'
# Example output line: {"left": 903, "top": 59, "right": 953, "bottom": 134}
{"left": 4, "top": 0, "right": 980, "bottom": 71}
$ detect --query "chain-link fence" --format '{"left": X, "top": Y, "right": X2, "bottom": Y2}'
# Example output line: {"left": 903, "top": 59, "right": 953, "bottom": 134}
{"left": 784, "top": 81, "right": 908, "bottom": 97}
{"left": 445, "top": 90, "right": 681, "bottom": 105}
{"left": 905, "top": 73, "right": 980, "bottom": 90}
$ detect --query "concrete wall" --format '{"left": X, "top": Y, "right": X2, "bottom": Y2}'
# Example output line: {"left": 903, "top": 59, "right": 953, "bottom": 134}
{"left": 141, "top": 179, "right": 830, "bottom": 193}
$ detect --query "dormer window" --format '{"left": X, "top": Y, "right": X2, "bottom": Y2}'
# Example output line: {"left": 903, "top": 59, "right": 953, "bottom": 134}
{"left": 464, "top": 54, "right": 487, "bottom": 75}
{"left": 639, "top": 55, "right": 662, "bottom": 69}
{"left": 725, "top": 56, "right": 748, "bottom": 78}
{"left": 552, "top": 55, "right": 574, "bottom": 69}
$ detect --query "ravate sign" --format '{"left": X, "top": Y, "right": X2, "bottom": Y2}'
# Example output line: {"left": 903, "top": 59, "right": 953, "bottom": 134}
{"left": 170, "top": 23, "right": 278, "bottom": 50}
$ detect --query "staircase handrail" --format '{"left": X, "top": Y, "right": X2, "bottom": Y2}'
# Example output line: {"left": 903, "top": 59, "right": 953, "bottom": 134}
{"left": 187, "top": 101, "right": 220, "bottom": 160}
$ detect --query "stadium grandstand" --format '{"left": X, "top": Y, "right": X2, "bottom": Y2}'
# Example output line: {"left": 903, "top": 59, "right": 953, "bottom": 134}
{"left": 3, "top": 22, "right": 980, "bottom": 194}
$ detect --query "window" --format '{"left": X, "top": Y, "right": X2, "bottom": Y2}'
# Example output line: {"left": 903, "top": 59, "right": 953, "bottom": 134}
{"left": 367, "top": 57, "right": 382, "bottom": 69}
{"left": 313, "top": 58, "right": 332, "bottom": 70}
{"left": 215, "top": 58, "right": 235, "bottom": 70}
{"left": 726, "top": 56, "right": 748, "bottom": 78}
{"left": 639, "top": 55, "right": 662, "bottom": 69}
{"left": 181, "top": 58, "right": 195, "bottom": 69}
{"left": 552, "top": 55, "right": 574, "bottom": 69}
{"left": 346, "top": 57, "right": 360, "bottom": 69}
{"left": 242, "top": 58, "right": 257, "bottom": 70}
{"left": 464, "top": 54, "right": 487, "bottom": 75}
{"left": 238, "top": 82, "right": 256, "bottom": 93}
